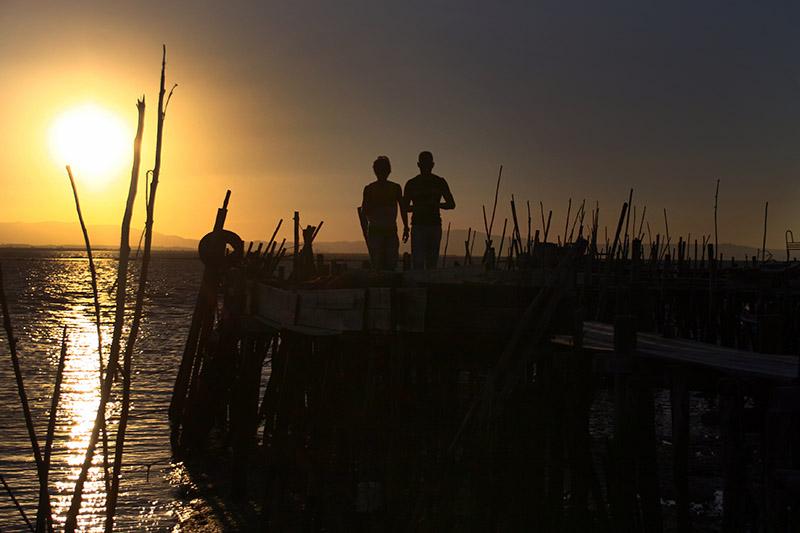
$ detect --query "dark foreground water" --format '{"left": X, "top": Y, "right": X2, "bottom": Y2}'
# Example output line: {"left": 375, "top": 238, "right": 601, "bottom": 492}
{"left": 0, "top": 248, "right": 201, "bottom": 531}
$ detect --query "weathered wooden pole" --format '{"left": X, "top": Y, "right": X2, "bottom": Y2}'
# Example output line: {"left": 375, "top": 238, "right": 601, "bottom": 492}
{"left": 0, "top": 263, "right": 52, "bottom": 532}
{"left": 169, "top": 190, "right": 231, "bottom": 437}
{"left": 761, "top": 201, "right": 769, "bottom": 263}
{"left": 107, "top": 54, "right": 174, "bottom": 530}
{"left": 65, "top": 88, "right": 147, "bottom": 533}
{"left": 1, "top": 474, "right": 33, "bottom": 532}
{"left": 441, "top": 222, "right": 451, "bottom": 267}
{"left": 714, "top": 179, "right": 720, "bottom": 260}
{"left": 610, "top": 294, "right": 637, "bottom": 531}
{"left": 497, "top": 218, "right": 508, "bottom": 265}
{"left": 293, "top": 211, "right": 300, "bottom": 276}
{"left": 488, "top": 165, "right": 502, "bottom": 237}
{"left": 671, "top": 373, "right": 690, "bottom": 533}
{"left": 720, "top": 379, "right": 745, "bottom": 532}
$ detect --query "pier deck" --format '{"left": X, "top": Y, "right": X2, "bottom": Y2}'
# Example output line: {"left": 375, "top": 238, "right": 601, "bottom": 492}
{"left": 169, "top": 198, "right": 800, "bottom": 531}
{"left": 553, "top": 321, "right": 800, "bottom": 381}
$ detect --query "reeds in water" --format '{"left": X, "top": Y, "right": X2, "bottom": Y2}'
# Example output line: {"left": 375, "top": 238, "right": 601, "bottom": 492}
{"left": 0, "top": 47, "right": 174, "bottom": 533}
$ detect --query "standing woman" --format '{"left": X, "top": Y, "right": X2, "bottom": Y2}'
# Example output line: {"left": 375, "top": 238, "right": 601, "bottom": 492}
{"left": 361, "top": 156, "right": 409, "bottom": 270}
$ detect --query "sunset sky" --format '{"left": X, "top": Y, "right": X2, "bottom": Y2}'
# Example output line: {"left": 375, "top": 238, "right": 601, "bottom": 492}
{"left": 2, "top": 1, "right": 800, "bottom": 247}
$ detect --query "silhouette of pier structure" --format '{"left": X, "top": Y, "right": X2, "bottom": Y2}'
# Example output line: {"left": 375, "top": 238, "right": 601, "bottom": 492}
{"left": 168, "top": 191, "right": 800, "bottom": 531}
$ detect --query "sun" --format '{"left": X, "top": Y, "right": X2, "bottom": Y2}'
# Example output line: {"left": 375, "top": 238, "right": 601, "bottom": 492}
{"left": 49, "top": 103, "right": 132, "bottom": 185}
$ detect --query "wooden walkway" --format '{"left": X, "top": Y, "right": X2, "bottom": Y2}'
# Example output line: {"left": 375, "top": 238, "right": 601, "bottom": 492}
{"left": 578, "top": 321, "right": 799, "bottom": 381}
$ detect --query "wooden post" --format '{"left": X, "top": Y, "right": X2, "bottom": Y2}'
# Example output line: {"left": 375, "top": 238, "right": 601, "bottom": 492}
{"left": 441, "top": 222, "right": 451, "bottom": 268}
{"left": 610, "top": 313, "right": 637, "bottom": 531}
{"left": 720, "top": 379, "right": 745, "bottom": 532}
{"left": 761, "top": 201, "right": 769, "bottom": 263}
{"left": 293, "top": 211, "right": 300, "bottom": 277}
{"left": 714, "top": 179, "right": 720, "bottom": 260}
{"left": 671, "top": 373, "right": 690, "bottom": 533}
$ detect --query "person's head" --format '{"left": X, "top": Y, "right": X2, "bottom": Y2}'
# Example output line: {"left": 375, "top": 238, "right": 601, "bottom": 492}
{"left": 373, "top": 155, "right": 391, "bottom": 180}
{"left": 417, "top": 151, "right": 434, "bottom": 174}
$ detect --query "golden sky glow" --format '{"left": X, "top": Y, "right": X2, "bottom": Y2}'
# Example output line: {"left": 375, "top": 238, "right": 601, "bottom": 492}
{"left": 1, "top": 1, "right": 799, "bottom": 247}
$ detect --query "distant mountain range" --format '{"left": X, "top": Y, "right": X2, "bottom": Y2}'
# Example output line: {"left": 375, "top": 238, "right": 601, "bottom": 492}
{"left": 0, "top": 222, "right": 789, "bottom": 260}
{"left": 0, "top": 221, "right": 197, "bottom": 249}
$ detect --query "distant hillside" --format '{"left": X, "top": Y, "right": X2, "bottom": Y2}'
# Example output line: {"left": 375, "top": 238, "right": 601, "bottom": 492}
{"left": 0, "top": 221, "right": 198, "bottom": 249}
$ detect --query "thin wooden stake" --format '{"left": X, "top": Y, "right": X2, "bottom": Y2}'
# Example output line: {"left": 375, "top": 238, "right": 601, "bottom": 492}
{"left": 107, "top": 47, "right": 173, "bottom": 532}
{"left": 293, "top": 211, "right": 300, "bottom": 277}
{"left": 497, "top": 218, "right": 508, "bottom": 263}
{"left": 714, "top": 179, "right": 720, "bottom": 260}
{"left": 564, "top": 197, "right": 572, "bottom": 244}
{"left": 265, "top": 219, "right": 283, "bottom": 256}
{"left": 488, "top": 165, "right": 503, "bottom": 237}
{"left": 0, "top": 263, "right": 52, "bottom": 532}
{"left": 44, "top": 327, "right": 67, "bottom": 470}
{"left": 544, "top": 210, "right": 552, "bottom": 243}
{"left": 1, "top": 474, "right": 34, "bottom": 532}
{"left": 526, "top": 200, "right": 532, "bottom": 253}
{"left": 622, "top": 189, "right": 633, "bottom": 258}
{"left": 638, "top": 205, "right": 647, "bottom": 240}
{"left": 37, "top": 326, "right": 68, "bottom": 532}
{"left": 66, "top": 164, "right": 111, "bottom": 499}
{"left": 540, "top": 201, "right": 546, "bottom": 238}
{"left": 761, "top": 201, "right": 769, "bottom": 263}
{"left": 65, "top": 91, "right": 147, "bottom": 532}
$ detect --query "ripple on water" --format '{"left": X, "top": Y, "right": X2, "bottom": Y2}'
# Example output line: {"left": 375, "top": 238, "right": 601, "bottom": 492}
{"left": 0, "top": 249, "right": 200, "bottom": 531}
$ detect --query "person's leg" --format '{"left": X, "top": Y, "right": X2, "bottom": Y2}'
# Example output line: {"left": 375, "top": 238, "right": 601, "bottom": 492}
{"left": 386, "top": 232, "right": 399, "bottom": 271}
{"left": 368, "top": 231, "right": 385, "bottom": 270}
{"left": 425, "top": 225, "right": 442, "bottom": 269}
{"left": 411, "top": 225, "right": 425, "bottom": 270}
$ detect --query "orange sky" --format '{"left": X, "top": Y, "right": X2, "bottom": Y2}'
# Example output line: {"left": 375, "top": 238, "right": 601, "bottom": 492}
{"left": 2, "top": 1, "right": 799, "bottom": 248}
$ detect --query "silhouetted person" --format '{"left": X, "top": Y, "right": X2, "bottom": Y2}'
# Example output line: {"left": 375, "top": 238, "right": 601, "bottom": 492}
{"left": 404, "top": 151, "right": 455, "bottom": 269}
{"left": 361, "top": 156, "right": 409, "bottom": 270}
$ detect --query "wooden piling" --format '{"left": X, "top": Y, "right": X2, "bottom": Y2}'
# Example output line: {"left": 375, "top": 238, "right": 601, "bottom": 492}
{"left": 670, "top": 373, "right": 690, "bottom": 533}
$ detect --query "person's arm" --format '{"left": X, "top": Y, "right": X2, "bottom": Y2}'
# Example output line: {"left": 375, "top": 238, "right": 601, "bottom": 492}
{"left": 397, "top": 184, "right": 409, "bottom": 228}
{"left": 397, "top": 184, "right": 409, "bottom": 242}
{"left": 403, "top": 181, "right": 414, "bottom": 212}
{"left": 439, "top": 178, "right": 455, "bottom": 210}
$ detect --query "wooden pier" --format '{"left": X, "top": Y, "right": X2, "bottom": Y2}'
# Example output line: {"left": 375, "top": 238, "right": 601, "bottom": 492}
{"left": 168, "top": 195, "right": 800, "bottom": 532}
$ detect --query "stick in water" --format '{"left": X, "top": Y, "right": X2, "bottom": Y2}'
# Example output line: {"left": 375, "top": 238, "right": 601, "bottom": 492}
{"left": 1, "top": 474, "right": 34, "bottom": 532}
{"left": 66, "top": 165, "right": 112, "bottom": 497}
{"left": 761, "top": 201, "right": 769, "bottom": 263}
{"left": 65, "top": 93, "right": 147, "bottom": 532}
{"left": 488, "top": 165, "right": 502, "bottom": 237}
{"left": 714, "top": 179, "right": 720, "bottom": 260}
{"left": 107, "top": 46, "right": 175, "bottom": 533}
{"left": 0, "top": 263, "right": 52, "bottom": 531}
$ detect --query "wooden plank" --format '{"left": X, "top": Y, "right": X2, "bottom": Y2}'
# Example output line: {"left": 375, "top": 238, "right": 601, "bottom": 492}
{"left": 395, "top": 288, "right": 426, "bottom": 332}
{"left": 255, "top": 285, "right": 297, "bottom": 325}
{"left": 366, "top": 288, "right": 391, "bottom": 331}
{"left": 582, "top": 321, "right": 798, "bottom": 380}
{"left": 297, "top": 289, "right": 365, "bottom": 331}
{"left": 253, "top": 284, "right": 428, "bottom": 333}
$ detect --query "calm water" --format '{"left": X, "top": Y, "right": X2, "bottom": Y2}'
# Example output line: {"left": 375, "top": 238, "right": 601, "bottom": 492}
{"left": 0, "top": 248, "right": 201, "bottom": 531}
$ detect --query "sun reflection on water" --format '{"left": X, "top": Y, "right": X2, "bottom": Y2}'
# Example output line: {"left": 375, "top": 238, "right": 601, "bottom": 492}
{"left": 50, "top": 309, "right": 116, "bottom": 531}
{"left": 1, "top": 251, "right": 200, "bottom": 531}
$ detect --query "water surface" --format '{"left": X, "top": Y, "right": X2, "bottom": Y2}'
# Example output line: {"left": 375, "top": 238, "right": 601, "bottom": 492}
{"left": 0, "top": 248, "right": 201, "bottom": 531}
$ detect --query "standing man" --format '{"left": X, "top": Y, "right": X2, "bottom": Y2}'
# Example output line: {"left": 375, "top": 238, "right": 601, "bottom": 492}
{"left": 404, "top": 151, "right": 456, "bottom": 269}
{"left": 361, "top": 155, "right": 409, "bottom": 270}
